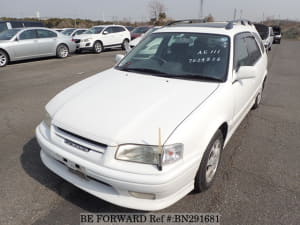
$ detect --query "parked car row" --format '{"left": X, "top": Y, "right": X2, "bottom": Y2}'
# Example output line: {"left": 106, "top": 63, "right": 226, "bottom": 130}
{"left": 0, "top": 21, "right": 156, "bottom": 67}
{"left": 0, "top": 20, "right": 281, "bottom": 68}
{"left": 254, "top": 23, "right": 281, "bottom": 51}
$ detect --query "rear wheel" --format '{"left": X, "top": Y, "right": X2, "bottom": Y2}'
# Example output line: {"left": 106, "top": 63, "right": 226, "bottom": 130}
{"left": 0, "top": 50, "right": 9, "bottom": 67}
{"left": 56, "top": 44, "right": 69, "bottom": 58}
{"left": 194, "top": 130, "right": 224, "bottom": 193}
{"left": 93, "top": 41, "right": 103, "bottom": 53}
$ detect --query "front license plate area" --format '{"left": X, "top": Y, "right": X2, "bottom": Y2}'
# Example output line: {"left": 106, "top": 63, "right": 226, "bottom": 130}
{"left": 62, "top": 158, "right": 88, "bottom": 180}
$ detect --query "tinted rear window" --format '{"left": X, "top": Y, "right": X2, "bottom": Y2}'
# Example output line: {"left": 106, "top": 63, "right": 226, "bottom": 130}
{"left": 0, "top": 22, "right": 8, "bottom": 33}
{"left": 10, "top": 21, "right": 24, "bottom": 28}
{"left": 254, "top": 24, "right": 269, "bottom": 40}
{"left": 23, "top": 21, "right": 45, "bottom": 27}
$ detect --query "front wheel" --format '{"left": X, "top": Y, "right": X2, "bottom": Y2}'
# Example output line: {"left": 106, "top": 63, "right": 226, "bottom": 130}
{"left": 194, "top": 130, "right": 224, "bottom": 193}
{"left": 93, "top": 41, "right": 103, "bottom": 53}
{"left": 252, "top": 86, "right": 263, "bottom": 110}
{"left": 0, "top": 50, "right": 9, "bottom": 67}
{"left": 56, "top": 44, "right": 69, "bottom": 58}
{"left": 122, "top": 39, "right": 129, "bottom": 50}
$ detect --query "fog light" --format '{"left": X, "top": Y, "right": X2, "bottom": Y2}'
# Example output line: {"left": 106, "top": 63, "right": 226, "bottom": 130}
{"left": 129, "top": 191, "right": 155, "bottom": 200}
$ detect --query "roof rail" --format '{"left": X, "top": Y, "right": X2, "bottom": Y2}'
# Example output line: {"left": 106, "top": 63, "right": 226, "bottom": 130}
{"left": 225, "top": 19, "right": 253, "bottom": 30}
{"left": 165, "top": 19, "right": 207, "bottom": 26}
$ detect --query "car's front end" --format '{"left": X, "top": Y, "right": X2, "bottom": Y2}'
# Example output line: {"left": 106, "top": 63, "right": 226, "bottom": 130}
{"left": 37, "top": 119, "right": 197, "bottom": 211}
{"left": 73, "top": 35, "right": 95, "bottom": 51}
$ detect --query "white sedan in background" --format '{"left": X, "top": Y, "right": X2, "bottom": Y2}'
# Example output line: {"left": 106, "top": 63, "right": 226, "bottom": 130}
{"left": 36, "top": 20, "right": 268, "bottom": 210}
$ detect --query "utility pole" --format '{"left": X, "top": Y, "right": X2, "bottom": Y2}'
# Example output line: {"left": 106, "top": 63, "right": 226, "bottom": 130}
{"left": 200, "top": 0, "right": 204, "bottom": 18}
{"left": 233, "top": 8, "right": 237, "bottom": 20}
{"left": 240, "top": 9, "right": 243, "bottom": 19}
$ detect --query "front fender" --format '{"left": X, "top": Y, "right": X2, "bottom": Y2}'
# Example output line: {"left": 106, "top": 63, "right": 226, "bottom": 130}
{"left": 165, "top": 84, "right": 233, "bottom": 168}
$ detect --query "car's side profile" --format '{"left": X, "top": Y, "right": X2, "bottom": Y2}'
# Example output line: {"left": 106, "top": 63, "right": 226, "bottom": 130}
{"left": 0, "top": 27, "right": 76, "bottom": 67}
{"left": 36, "top": 20, "right": 268, "bottom": 211}
{"left": 73, "top": 25, "right": 131, "bottom": 53}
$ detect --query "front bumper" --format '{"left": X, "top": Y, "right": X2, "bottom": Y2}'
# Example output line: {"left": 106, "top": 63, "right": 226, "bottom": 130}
{"left": 36, "top": 123, "right": 197, "bottom": 211}
{"left": 76, "top": 41, "right": 93, "bottom": 50}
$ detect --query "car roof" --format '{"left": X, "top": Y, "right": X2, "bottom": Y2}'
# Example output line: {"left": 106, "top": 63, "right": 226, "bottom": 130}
{"left": 155, "top": 20, "right": 258, "bottom": 37}
{"left": 93, "top": 24, "right": 124, "bottom": 28}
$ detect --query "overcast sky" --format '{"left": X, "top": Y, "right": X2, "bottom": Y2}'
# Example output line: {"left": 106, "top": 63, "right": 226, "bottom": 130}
{"left": 1, "top": 0, "right": 299, "bottom": 22}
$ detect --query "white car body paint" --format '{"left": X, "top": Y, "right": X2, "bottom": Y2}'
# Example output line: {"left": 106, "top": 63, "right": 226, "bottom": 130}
{"left": 36, "top": 22, "right": 268, "bottom": 210}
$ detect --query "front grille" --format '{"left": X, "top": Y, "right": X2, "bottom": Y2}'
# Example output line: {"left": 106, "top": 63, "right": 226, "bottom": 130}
{"left": 55, "top": 126, "right": 108, "bottom": 152}
{"left": 74, "top": 39, "right": 81, "bottom": 43}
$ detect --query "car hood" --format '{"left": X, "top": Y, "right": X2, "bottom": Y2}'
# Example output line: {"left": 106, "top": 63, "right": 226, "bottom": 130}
{"left": 50, "top": 69, "right": 219, "bottom": 146}
{"left": 0, "top": 40, "right": 10, "bottom": 44}
{"left": 73, "top": 33, "right": 98, "bottom": 39}
{"left": 129, "top": 36, "right": 142, "bottom": 47}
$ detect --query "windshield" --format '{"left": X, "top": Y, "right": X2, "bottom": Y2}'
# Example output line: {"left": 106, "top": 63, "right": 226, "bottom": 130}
{"left": 84, "top": 27, "right": 104, "bottom": 34}
{"left": 61, "top": 28, "right": 76, "bottom": 36}
{"left": 0, "top": 29, "right": 20, "bottom": 40}
{"left": 116, "top": 32, "right": 230, "bottom": 82}
{"left": 132, "top": 27, "right": 150, "bottom": 34}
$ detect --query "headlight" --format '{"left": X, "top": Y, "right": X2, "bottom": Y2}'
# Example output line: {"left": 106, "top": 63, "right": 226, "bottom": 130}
{"left": 116, "top": 143, "right": 183, "bottom": 167}
{"left": 83, "top": 38, "right": 91, "bottom": 42}
{"left": 44, "top": 111, "right": 52, "bottom": 128}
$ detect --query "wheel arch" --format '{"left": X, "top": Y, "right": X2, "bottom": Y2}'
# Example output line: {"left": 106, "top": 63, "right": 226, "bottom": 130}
{"left": 0, "top": 48, "right": 11, "bottom": 62}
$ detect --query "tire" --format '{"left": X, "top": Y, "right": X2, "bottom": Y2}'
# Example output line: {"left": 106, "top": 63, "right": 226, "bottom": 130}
{"left": 252, "top": 81, "right": 265, "bottom": 110}
{"left": 194, "top": 130, "right": 224, "bottom": 193}
{"left": 56, "top": 44, "right": 69, "bottom": 58}
{"left": 0, "top": 50, "right": 9, "bottom": 67}
{"left": 93, "top": 41, "right": 103, "bottom": 53}
{"left": 122, "top": 39, "right": 129, "bottom": 50}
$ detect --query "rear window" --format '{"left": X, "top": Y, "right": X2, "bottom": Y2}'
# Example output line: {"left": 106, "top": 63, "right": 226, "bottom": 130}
{"left": 10, "top": 21, "right": 24, "bottom": 28}
{"left": 254, "top": 24, "right": 269, "bottom": 40}
{"left": 23, "top": 21, "right": 45, "bottom": 27}
{"left": 0, "top": 22, "right": 8, "bottom": 33}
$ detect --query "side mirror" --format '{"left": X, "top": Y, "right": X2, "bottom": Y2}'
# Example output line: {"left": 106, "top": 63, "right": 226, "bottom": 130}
{"left": 103, "top": 31, "right": 108, "bottom": 35}
{"left": 235, "top": 66, "right": 256, "bottom": 81}
{"left": 15, "top": 37, "right": 19, "bottom": 41}
{"left": 115, "top": 54, "right": 125, "bottom": 64}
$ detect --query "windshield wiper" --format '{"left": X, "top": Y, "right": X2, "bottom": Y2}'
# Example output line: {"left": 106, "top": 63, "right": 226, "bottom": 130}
{"left": 165, "top": 74, "right": 223, "bottom": 82}
{"left": 117, "top": 68, "right": 223, "bottom": 82}
{"left": 117, "top": 67, "right": 168, "bottom": 75}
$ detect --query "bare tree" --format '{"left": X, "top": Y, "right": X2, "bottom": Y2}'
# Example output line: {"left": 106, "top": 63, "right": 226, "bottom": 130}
{"left": 148, "top": 0, "right": 166, "bottom": 21}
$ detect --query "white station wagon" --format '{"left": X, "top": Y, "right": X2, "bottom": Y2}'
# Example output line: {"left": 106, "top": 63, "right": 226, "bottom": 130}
{"left": 36, "top": 20, "right": 268, "bottom": 211}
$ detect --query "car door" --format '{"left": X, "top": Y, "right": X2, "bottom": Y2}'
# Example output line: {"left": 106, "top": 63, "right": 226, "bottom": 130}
{"left": 13, "top": 29, "right": 39, "bottom": 60}
{"left": 36, "top": 29, "right": 58, "bottom": 56}
{"left": 231, "top": 32, "right": 263, "bottom": 125}
{"left": 101, "top": 27, "right": 114, "bottom": 46}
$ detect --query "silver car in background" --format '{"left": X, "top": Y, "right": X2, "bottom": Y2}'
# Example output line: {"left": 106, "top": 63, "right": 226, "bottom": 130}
{"left": 0, "top": 27, "right": 76, "bottom": 67}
